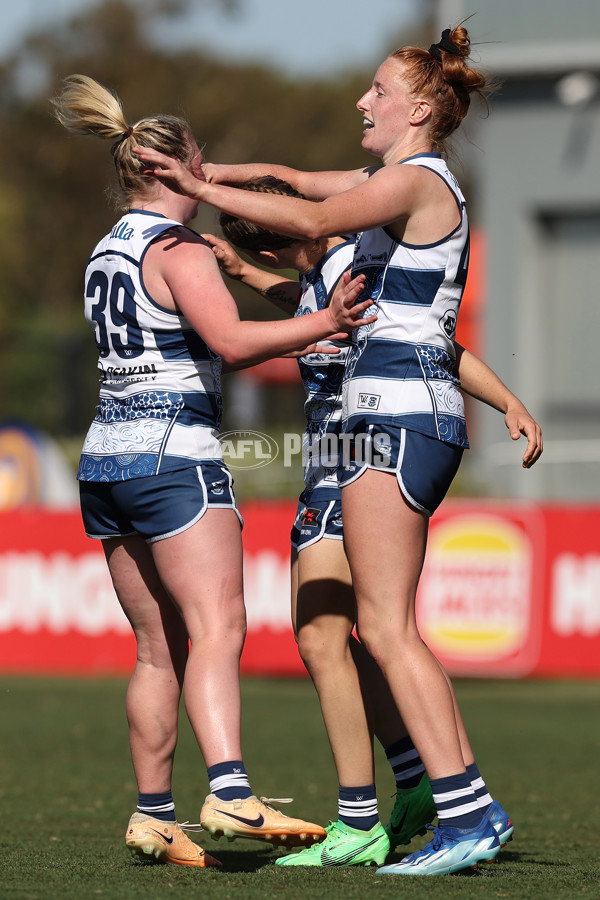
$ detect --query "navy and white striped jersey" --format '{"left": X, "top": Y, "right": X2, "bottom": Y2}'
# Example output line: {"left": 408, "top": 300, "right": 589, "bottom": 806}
{"left": 78, "top": 209, "right": 223, "bottom": 482}
{"left": 295, "top": 239, "right": 353, "bottom": 498}
{"left": 344, "top": 154, "right": 469, "bottom": 449}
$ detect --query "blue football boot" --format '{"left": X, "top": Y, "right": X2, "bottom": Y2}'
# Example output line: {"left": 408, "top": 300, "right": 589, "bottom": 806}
{"left": 376, "top": 819, "right": 500, "bottom": 875}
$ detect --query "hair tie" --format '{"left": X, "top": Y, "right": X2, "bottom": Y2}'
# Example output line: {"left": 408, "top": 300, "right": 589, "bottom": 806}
{"left": 428, "top": 28, "right": 463, "bottom": 62}
{"left": 124, "top": 125, "right": 134, "bottom": 138}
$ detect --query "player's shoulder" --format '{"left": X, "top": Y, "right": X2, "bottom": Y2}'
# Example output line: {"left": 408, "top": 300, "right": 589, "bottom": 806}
{"left": 151, "top": 225, "right": 216, "bottom": 257}
{"left": 361, "top": 162, "right": 425, "bottom": 197}
{"left": 147, "top": 226, "right": 219, "bottom": 283}
{"left": 151, "top": 223, "right": 205, "bottom": 244}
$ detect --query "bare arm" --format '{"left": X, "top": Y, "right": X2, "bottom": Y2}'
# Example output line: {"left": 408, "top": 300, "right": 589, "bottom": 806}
{"left": 201, "top": 233, "right": 301, "bottom": 316}
{"left": 146, "top": 231, "right": 375, "bottom": 369}
{"left": 134, "top": 147, "right": 437, "bottom": 241}
{"left": 202, "top": 162, "right": 375, "bottom": 200}
{"left": 456, "top": 343, "right": 543, "bottom": 468}
{"left": 201, "top": 234, "right": 347, "bottom": 363}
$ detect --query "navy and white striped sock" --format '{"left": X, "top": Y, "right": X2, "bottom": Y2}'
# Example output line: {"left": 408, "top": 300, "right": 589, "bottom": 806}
{"left": 385, "top": 736, "right": 426, "bottom": 789}
{"left": 466, "top": 761, "right": 493, "bottom": 809}
{"left": 430, "top": 772, "right": 483, "bottom": 829}
{"left": 338, "top": 783, "right": 379, "bottom": 831}
{"left": 208, "top": 760, "right": 252, "bottom": 801}
{"left": 137, "top": 790, "right": 176, "bottom": 822}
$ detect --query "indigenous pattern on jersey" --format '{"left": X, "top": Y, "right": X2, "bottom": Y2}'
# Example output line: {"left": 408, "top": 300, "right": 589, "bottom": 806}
{"left": 295, "top": 240, "right": 353, "bottom": 499}
{"left": 78, "top": 210, "right": 223, "bottom": 482}
{"left": 344, "top": 154, "right": 469, "bottom": 449}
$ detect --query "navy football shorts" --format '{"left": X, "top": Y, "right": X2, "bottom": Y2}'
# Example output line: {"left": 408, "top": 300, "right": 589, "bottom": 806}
{"left": 79, "top": 460, "right": 242, "bottom": 543}
{"left": 338, "top": 423, "right": 463, "bottom": 516}
{"left": 290, "top": 494, "right": 344, "bottom": 551}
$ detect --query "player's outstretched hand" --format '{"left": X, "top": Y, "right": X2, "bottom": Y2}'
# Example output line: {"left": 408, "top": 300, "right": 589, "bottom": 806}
{"left": 283, "top": 344, "right": 342, "bottom": 358}
{"left": 327, "top": 271, "right": 376, "bottom": 335}
{"left": 505, "top": 403, "right": 543, "bottom": 468}
{"left": 133, "top": 146, "right": 205, "bottom": 198}
{"left": 201, "top": 234, "right": 245, "bottom": 279}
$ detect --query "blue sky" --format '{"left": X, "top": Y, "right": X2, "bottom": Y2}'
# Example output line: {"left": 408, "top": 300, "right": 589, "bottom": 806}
{"left": 3, "top": 0, "right": 421, "bottom": 77}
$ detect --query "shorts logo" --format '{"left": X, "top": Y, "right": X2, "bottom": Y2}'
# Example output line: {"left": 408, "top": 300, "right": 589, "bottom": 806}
{"left": 211, "top": 480, "right": 226, "bottom": 496}
{"left": 302, "top": 507, "right": 321, "bottom": 528}
{"left": 372, "top": 432, "right": 391, "bottom": 457}
{"left": 357, "top": 393, "right": 380, "bottom": 410}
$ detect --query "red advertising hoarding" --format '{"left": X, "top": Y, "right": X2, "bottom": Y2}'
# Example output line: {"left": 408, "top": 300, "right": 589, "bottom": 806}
{"left": 0, "top": 501, "right": 598, "bottom": 678}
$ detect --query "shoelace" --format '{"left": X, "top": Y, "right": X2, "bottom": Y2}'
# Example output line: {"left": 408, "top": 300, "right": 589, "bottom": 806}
{"left": 179, "top": 821, "right": 204, "bottom": 833}
{"left": 259, "top": 796, "right": 294, "bottom": 811}
{"left": 426, "top": 823, "right": 457, "bottom": 852}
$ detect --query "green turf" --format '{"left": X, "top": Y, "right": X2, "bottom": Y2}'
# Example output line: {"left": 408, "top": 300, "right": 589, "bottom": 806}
{"left": 0, "top": 677, "right": 598, "bottom": 899}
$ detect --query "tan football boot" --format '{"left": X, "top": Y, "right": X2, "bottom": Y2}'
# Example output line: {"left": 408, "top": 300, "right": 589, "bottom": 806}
{"left": 200, "top": 794, "right": 326, "bottom": 847}
{"left": 126, "top": 812, "right": 221, "bottom": 867}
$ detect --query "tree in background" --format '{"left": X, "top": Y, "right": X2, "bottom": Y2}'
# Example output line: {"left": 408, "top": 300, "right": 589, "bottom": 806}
{"left": 0, "top": 0, "right": 426, "bottom": 439}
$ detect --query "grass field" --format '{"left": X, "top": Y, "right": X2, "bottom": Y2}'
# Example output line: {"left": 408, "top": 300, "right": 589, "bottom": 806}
{"left": 1, "top": 676, "right": 598, "bottom": 899}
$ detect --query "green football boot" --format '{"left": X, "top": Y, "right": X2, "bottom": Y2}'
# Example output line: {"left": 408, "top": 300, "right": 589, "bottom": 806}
{"left": 275, "top": 819, "right": 390, "bottom": 867}
{"left": 385, "top": 773, "right": 437, "bottom": 850}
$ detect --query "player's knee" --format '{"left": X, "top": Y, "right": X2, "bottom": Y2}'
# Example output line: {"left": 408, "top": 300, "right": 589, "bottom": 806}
{"left": 296, "top": 623, "right": 333, "bottom": 673}
{"left": 355, "top": 620, "right": 395, "bottom": 669}
{"left": 187, "top": 604, "right": 247, "bottom": 651}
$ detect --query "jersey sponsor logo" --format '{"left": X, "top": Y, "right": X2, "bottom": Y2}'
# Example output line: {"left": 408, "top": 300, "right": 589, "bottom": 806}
{"left": 357, "top": 393, "right": 381, "bottom": 410}
{"left": 101, "top": 363, "right": 158, "bottom": 381}
{"left": 440, "top": 311, "right": 457, "bottom": 338}
{"left": 354, "top": 250, "right": 387, "bottom": 266}
{"left": 110, "top": 220, "right": 134, "bottom": 240}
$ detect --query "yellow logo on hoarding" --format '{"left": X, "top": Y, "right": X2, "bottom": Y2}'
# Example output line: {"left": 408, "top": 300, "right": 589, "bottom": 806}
{"left": 0, "top": 426, "right": 42, "bottom": 510}
{"left": 418, "top": 515, "right": 532, "bottom": 661}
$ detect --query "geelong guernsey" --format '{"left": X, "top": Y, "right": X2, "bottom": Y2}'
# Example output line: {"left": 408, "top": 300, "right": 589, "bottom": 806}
{"left": 78, "top": 210, "right": 223, "bottom": 482}
{"left": 295, "top": 240, "right": 353, "bottom": 498}
{"left": 344, "top": 154, "right": 469, "bottom": 449}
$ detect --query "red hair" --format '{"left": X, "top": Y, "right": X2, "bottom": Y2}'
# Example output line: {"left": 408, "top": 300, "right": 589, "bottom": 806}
{"left": 391, "top": 25, "right": 493, "bottom": 152}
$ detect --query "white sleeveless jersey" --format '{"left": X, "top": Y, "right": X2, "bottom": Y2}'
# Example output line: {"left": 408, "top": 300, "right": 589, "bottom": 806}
{"left": 78, "top": 209, "right": 223, "bottom": 482}
{"left": 295, "top": 240, "right": 353, "bottom": 497}
{"left": 344, "top": 154, "right": 469, "bottom": 449}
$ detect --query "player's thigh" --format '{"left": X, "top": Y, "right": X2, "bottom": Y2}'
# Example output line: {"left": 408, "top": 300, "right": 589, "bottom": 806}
{"left": 103, "top": 535, "right": 187, "bottom": 660}
{"left": 150, "top": 508, "right": 246, "bottom": 637}
{"left": 296, "top": 536, "right": 355, "bottom": 640}
{"left": 342, "top": 468, "right": 428, "bottom": 632}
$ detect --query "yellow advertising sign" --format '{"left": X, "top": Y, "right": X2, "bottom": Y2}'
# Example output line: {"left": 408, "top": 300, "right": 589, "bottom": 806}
{"left": 418, "top": 514, "right": 534, "bottom": 669}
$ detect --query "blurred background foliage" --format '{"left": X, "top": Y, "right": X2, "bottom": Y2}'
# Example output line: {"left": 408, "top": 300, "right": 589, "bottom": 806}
{"left": 0, "top": 0, "right": 432, "bottom": 479}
